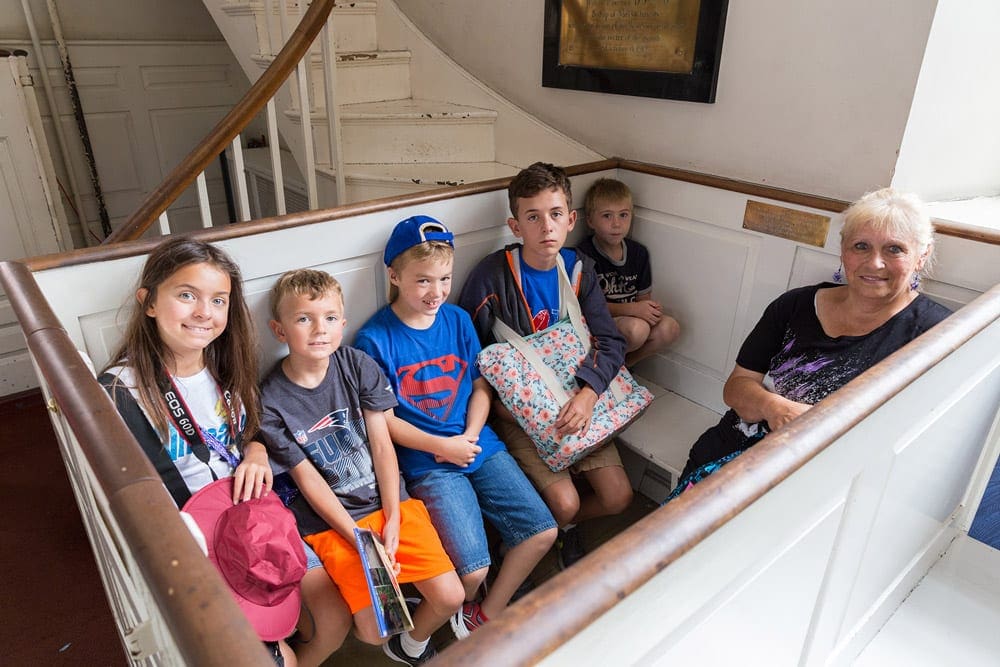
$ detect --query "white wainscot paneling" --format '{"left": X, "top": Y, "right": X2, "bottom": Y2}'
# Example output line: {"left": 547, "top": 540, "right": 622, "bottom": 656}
{"left": 245, "top": 256, "right": 385, "bottom": 377}
{"left": 543, "top": 464, "right": 852, "bottom": 666}
{"left": 21, "top": 40, "right": 253, "bottom": 245}
{"left": 790, "top": 245, "right": 839, "bottom": 289}
{"left": 79, "top": 307, "right": 128, "bottom": 374}
{"left": 934, "top": 234, "right": 1000, "bottom": 294}
{"left": 139, "top": 64, "right": 233, "bottom": 91}
{"left": 51, "top": 64, "right": 122, "bottom": 92}
{"left": 657, "top": 506, "right": 843, "bottom": 666}
{"left": 0, "top": 298, "right": 18, "bottom": 355}
{"left": 35, "top": 256, "right": 147, "bottom": 354}
{"left": 839, "top": 340, "right": 1000, "bottom": 645}
{"left": 150, "top": 106, "right": 230, "bottom": 208}
{"left": 451, "top": 225, "right": 517, "bottom": 299}
{"left": 63, "top": 111, "right": 143, "bottom": 194}
{"left": 630, "top": 210, "right": 755, "bottom": 407}
{"left": 0, "top": 320, "right": 26, "bottom": 358}
{"left": 621, "top": 171, "right": 759, "bottom": 235}
{"left": 920, "top": 278, "right": 980, "bottom": 313}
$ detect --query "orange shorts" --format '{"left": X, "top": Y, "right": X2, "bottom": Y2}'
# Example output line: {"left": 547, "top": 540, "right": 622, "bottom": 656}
{"left": 304, "top": 498, "right": 454, "bottom": 614}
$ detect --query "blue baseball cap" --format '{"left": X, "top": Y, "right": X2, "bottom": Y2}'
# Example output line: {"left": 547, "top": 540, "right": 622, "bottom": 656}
{"left": 383, "top": 215, "right": 454, "bottom": 266}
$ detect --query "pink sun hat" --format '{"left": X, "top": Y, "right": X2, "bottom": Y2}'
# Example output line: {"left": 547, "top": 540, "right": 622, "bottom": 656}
{"left": 183, "top": 478, "right": 306, "bottom": 641}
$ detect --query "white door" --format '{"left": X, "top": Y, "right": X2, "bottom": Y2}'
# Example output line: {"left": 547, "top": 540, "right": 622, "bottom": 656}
{"left": 0, "top": 55, "right": 67, "bottom": 261}
{"left": 0, "top": 54, "right": 69, "bottom": 395}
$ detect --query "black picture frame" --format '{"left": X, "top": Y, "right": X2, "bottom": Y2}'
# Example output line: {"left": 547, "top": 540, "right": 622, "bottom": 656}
{"left": 542, "top": 0, "right": 729, "bottom": 103}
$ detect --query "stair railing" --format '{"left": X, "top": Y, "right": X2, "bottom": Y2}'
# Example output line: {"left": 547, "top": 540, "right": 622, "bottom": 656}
{"left": 105, "top": 0, "right": 346, "bottom": 244}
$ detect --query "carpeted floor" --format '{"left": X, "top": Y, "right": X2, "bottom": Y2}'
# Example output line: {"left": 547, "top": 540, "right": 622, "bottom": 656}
{"left": 0, "top": 391, "right": 123, "bottom": 665}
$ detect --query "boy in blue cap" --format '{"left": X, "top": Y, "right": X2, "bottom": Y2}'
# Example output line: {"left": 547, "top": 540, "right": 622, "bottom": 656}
{"left": 356, "top": 215, "right": 557, "bottom": 640}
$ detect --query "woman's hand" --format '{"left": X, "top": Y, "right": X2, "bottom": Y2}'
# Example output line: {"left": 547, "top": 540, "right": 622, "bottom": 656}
{"left": 232, "top": 441, "right": 273, "bottom": 503}
{"left": 723, "top": 365, "right": 810, "bottom": 429}
{"left": 556, "top": 386, "right": 599, "bottom": 438}
{"left": 761, "top": 394, "right": 811, "bottom": 430}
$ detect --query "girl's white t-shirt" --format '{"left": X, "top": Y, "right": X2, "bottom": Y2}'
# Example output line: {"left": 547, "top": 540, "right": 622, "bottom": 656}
{"left": 107, "top": 365, "right": 237, "bottom": 499}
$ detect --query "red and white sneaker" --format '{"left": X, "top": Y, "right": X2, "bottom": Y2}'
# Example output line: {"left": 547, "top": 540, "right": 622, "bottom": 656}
{"left": 449, "top": 601, "right": 489, "bottom": 640}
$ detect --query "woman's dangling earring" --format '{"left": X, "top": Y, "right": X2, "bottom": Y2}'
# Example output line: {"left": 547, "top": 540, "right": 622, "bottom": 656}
{"left": 833, "top": 264, "right": 844, "bottom": 284}
{"left": 910, "top": 272, "right": 921, "bottom": 291}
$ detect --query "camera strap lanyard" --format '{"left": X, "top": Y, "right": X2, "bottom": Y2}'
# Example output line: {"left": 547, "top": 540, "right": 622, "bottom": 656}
{"left": 156, "top": 365, "right": 242, "bottom": 469}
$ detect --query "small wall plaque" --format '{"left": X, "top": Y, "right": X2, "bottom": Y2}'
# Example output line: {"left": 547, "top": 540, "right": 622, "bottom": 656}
{"left": 743, "top": 201, "right": 830, "bottom": 248}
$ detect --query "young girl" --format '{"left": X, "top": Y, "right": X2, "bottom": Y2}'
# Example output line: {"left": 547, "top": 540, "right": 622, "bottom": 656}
{"left": 99, "top": 237, "right": 350, "bottom": 667}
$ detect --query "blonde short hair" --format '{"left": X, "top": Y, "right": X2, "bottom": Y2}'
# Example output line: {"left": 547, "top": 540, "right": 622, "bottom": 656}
{"left": 584, "top": 178, "right": 633, "bottom": 220}
{"left": 841, "top": 187, "right": 935, "bottom": 271}
{"left": 387, "top": 242, "right": 454, "bottom": 303}
{"left": 270, "top": 269, "right": 343, "bottom": 320}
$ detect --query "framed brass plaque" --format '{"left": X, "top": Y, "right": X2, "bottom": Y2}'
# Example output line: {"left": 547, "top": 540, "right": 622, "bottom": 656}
{"left": 743, "top": 201, "right": 831, "bottom": 248}
{"left": 543, "top": 0, "right": 728, "bottom": 102}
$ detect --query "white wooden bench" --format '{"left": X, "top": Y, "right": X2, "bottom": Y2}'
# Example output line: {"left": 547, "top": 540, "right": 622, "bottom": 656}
{"left": 618, "top": 376, "right": 721, "bottom": 502}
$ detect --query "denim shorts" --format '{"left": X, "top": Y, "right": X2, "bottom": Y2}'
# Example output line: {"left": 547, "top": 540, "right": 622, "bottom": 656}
{"left": 407, "top": 449, "right": 556, "bottom": 576}
{"left": 302, "top": 539, "right": 323, "bottom": 570}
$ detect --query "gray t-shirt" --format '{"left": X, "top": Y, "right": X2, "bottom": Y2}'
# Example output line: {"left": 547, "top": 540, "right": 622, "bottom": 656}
{"left": 259, "top": 346, "right": 404, "bottom": 535}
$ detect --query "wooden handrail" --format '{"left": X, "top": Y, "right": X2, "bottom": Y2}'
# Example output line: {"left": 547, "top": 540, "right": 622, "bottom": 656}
{"left": 0, "top": 260, "right": 273, "bottom": 666}
{"left": 430, "top": 283, "right": 1000, "bottom": 666}
{"left": 103, "top": 0, "right": 337, "bottom": 245}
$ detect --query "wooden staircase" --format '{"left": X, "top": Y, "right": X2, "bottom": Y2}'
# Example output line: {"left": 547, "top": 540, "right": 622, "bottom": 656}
{"left": 208, "top": 0, "right": 599, "bottom": 207}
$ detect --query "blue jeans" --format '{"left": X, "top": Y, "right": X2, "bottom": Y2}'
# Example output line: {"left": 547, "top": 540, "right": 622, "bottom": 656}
{"left": 303, "top": 539, "right": 323, "bottom": 570}
{"left": 408, "top": 450, "right": 556, "bottom": 576}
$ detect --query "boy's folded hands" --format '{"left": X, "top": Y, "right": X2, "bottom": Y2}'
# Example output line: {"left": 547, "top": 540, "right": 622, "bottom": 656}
{"left": 432, "top": 434, "right": 482, "bottom": 467}
{"left": 633, "top": 300, "right": 664, "bottom": 326}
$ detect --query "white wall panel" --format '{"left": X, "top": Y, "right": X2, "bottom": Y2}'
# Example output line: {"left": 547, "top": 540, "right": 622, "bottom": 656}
{"left": 79, "top": 307, "right": 128, "bottom": 373}
{"left": 841, "top": 351, "right": 1000, "bottom": 643}
{"left": 790, "top": 245, "right": 840, "bottom": 290}
{"left": 634, "top": 209, "right": 752, "bottom": 377}
{"left": 11, "top": 40, "right": 256, "bottom": 245}
{"left": 542, "top": 458, "right": 852, "bottom": 666}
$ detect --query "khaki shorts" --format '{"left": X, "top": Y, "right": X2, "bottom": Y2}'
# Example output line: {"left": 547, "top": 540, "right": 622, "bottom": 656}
{"left": 490, "top": 413, "right": 624, "bottom": 491}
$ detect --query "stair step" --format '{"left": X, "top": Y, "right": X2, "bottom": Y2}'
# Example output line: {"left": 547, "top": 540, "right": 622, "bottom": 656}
{"left": 241, "top": 147, "right": 517, "bottom": 208}
{"left": 251, "top": 50, "right": 412, "bottom": 106}
{"left": 320, "top": 161, "right": 520, "bottom": 200}
{"left": 223, "top": 1, "right": 378, "bottom": 55}
{"left": 287, "top": 99, "right": 498, "bottom": 164}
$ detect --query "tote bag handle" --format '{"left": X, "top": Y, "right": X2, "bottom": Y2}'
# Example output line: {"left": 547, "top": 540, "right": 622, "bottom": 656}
{"left": 491, "top": 254, "right": 625, "bottom": 404}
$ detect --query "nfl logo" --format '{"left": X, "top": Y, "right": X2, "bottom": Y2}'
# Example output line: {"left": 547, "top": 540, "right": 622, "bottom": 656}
{"left": 294, "top": 430, "right": 308, "bottom": 445}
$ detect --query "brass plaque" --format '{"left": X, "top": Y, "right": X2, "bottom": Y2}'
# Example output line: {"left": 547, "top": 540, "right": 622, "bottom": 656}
{"left": 743, "top": 201, "right": 831, "bottom": 248}
{"left": 558, "top": 0, "right": 701, "bottom": 73}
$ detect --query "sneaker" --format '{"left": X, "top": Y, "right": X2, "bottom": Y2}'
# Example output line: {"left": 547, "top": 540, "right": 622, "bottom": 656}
{"left": 382, "top": 634, "right": 437, "bottom": 666}
{"left": 449, "top": 601, "right": 488, "bottom": 640}
{"left": 556, "top": 526, "right": 586, "bottom": 570}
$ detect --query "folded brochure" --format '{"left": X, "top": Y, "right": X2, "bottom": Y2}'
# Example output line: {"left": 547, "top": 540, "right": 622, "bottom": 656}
{"left": 353, "top": 527, "right": 415, "bottom": 637}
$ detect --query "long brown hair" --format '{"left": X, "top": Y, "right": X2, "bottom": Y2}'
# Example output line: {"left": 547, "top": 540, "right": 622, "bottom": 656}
{"left": 103, "top": 237, "right": 261, "bottom": 441}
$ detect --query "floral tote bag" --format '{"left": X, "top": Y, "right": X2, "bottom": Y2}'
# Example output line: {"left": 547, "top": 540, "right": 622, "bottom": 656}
{"left": 477, "top": 256, "right": 653, "bottom": 471}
